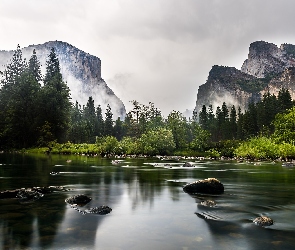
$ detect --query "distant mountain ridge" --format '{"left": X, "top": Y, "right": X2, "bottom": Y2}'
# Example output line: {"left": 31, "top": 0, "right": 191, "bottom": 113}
{"left": 194, "top": 41, "right": 295, "bottom": 114}
{"left": 0, "top": 41, "right": 126, "bottom": 119}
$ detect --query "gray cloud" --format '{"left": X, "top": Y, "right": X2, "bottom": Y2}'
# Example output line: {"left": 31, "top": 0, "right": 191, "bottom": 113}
{"left": 1, "top": 0, "right": 295, "bottom": 116}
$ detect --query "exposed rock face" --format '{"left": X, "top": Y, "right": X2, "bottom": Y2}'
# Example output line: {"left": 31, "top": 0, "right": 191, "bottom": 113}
{"left": 0, "top": 41, "right": 126, "bottom": 119}
{"left": 195, "top": 65, "right": 259, "bottom": 113}
{"left": 241, "top": 41, "right": 294, "bottom": 78}
{"left": 261, "top": 67, "right": 295, "bottom": 99}
{"left": 194, "top": 41, "right": 295, "bottom": 114}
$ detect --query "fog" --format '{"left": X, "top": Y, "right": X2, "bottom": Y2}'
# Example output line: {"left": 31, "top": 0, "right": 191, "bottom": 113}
{"left": 1, "top": 0, "right": 295, "bottom": 116}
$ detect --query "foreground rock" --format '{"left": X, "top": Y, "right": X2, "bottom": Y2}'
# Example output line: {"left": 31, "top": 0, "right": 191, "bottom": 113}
{"left": 16, "top": 189, "right": 44, "bottom": 204}
{"left": 65, "top": 194, "right": 92, "bottom": 206}
{"left": 0, "top": 186, "right": 70, "bottom": 200}
{"left": 200, "top": 200, "right": 217, "bottom": 207}
{"left": 183, "top": 178, "right": 224, "bottom": 194}
{"left": 253, "top": 216, "right": 274, "bottom": 226}
{"left": 86, "top": 206, "right": 112, "bottom": 215}
{"left": 65, "top": 195, "right": 112, "bottom": 215}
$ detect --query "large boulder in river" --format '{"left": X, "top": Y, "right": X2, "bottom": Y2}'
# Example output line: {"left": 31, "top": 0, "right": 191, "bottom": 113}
{"left": 183, "top": 178, "right": 224, "bottom": 194}
{"left": 65, "top": 194, "right": 92, "bottom": 206}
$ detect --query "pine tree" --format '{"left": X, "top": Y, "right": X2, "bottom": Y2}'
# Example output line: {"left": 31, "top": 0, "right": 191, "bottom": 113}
{"left": 237, "top": 107, "right": 244, "bottom": 140}
{"left": 104, "top": 104, "right": 113, "bottom": 136}
{"left": 113, "top": 117, "right": 125, "bottom": 140}
{"left": 96, "top": 105, "right": 104, "bottom": 137}
{"left": 84, "top": 96, "right": 97, "bottom": 142}
{"left": 28, "top": 49, "right": 42, "bottom": 84}
{"left": 39, "top": 48, "right": 71, "bottom": 143}
{"left": 199, "top": 105, "right": 208, "bottom": 130}
{"left": 229, "top": 105, "right": 237, "bottom": 139}
{"left": 1, "top": 44, "right": 27, "bottom": 88}
{"left": 44, "top": 48, "right": 61, "bottom": 85}
{"left": 278, "top": 88, "right": 293, "bottom": 113}
{"left": 0, "top": 47, "right": 40, "bottom": 148}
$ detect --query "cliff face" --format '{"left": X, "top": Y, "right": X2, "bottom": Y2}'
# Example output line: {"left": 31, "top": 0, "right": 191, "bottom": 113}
{"left": 195, "top": 65, "right": 258, "bottom": 113}
{"left": 0, "top": 41, "right": 126, "bottom": 119}
{"left": 194, "top": 41, "right": 295, "bottom": 114}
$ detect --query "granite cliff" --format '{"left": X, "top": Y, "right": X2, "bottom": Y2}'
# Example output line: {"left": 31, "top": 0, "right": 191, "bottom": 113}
{"left": 194, "top": 41, "right": 295, "bottom": 114}
{"left": 0, "top": 41, "right": 126, "bottom": 119}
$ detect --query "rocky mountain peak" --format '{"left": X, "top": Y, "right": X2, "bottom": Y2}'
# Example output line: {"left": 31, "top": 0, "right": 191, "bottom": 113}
{"left": 241, "top": 41, "right": 292, "bottom": 78}
{"left": 194, "top": 40, "right": 295, "bottom": 115}
{"left": 0, "top": 41, "right": 126, "bottom": 119}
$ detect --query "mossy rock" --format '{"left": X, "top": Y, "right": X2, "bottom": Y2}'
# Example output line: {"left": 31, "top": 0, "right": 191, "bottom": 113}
{"left": 183, "top": 178, "right": 224, "bottom": 194}
{"left": 65, "top": 194, "right": 92, "bottom": 206}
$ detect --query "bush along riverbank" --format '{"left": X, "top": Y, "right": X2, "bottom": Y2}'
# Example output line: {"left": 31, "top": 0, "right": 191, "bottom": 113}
{"left": 21, "top": 137, "right": 295, "bottom": 164}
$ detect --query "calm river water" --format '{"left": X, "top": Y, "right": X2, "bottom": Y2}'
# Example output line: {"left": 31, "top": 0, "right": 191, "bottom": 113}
{"left": 1, "top": 153, "right": 295, "bottom": 249}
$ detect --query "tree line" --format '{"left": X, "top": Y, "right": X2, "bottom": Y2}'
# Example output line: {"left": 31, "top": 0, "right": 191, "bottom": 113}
{"left": 0, "top": 45, "right": 71, "bottom": 149}
{"left": 198, "top": 88, "right": 294, "bottom": 142}
{"left": 0, "top": 45, "right": 210, "bottom": 155}
{"left": 1, "top": 45, "right": 295, "bottom": 158}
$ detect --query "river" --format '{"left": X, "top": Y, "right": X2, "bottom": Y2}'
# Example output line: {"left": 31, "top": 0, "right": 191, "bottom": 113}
{"left": 1, "top": 153, "right": 295, "bottom": 249}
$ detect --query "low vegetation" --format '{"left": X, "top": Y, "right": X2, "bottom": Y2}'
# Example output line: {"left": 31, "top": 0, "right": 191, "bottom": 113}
{"left": 2, "top": 45, "right": 295, "bottom": 160}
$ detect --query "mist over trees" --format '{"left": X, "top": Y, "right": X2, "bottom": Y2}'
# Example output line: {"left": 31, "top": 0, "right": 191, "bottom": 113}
{"left": 1, "top": 45, "right": 295, "bottom": 158}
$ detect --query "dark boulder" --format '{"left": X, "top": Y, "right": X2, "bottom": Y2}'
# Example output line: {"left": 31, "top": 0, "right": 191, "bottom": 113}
{"left": 16, "top": 189, "right": 44, "bottom": 203}
{"left": 65, "top": 194, "right": 92, "bottom": 206}
{"left": 183, "top": 178, "right": 224, "bottom": 194}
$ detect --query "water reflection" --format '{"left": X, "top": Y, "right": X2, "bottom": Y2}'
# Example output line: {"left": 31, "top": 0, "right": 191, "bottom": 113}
{"left": 1, "top": 154, "right": 295, "bottom": 249}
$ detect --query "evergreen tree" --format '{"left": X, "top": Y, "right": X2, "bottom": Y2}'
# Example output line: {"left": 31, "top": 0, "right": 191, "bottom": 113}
{"left": 43, "top": 48, "right": 61, "bottom": 85}
{"left": 242, "top": 102, "right": 258, "bottom": 138}
{"left": 84, "top": 96, "right": 97, "bottom": 142}
{"left": 199, "top": 105, "right": 208, "bottom": 130}
{"left": 1, "top": 44, "right": 27, "bottom": 88}
{"left": 28, "top": 49, "right": 42, "bottom": 84}
{"left": 113, "top": 117, "right": 125, "bottom": 140}
{"left": 277, "top": 88, "right": 293, "bottom": 113}
{"left": 96, "top": 105, "right": 104, "bottom": 137}
{"left": 0, "top": 47, "right": 40, "bottom": 148}
{"left": 104, "top": 104, "right": 113, "bottom": 136}
{"left": 221, "top": 102, "right": 229, "bottom": 122}
{"left": 237, "top": 107, "right": 243, "bottom": 140}
{"left": 229, "top": 105, "right": 237, "bottom": 139}
{"left": 39, "top": 47, "right": 71, "bottom": 143}
{"left": 69, "top": 101, "right": 84, "bottom": 143}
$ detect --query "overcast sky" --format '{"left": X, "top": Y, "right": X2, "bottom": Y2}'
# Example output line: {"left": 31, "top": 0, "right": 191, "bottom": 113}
{"left": 1, "top": 0, "right": 295, "bottom": 116}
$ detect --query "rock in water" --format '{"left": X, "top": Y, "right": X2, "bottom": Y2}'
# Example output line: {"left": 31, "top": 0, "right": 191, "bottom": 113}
{"left": 200, "top": 200, "right": 217, "bottom": 207}
{"left": 65, "top": 194, "right": 92, "bottom": 206}
{"left": 16, "top": 189, "right": 44, "bottom": 203}
{"left": 86, "top": 206, "right": 112, "bottom": 215}
{"left": 183, "top": 178, "right": 224, "bottom": 194}
{"left": 253, "top": 216, "right": 274, "bottom": 226}
{"left": 182, "top": 162, "right": 194, "bottom": 167}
